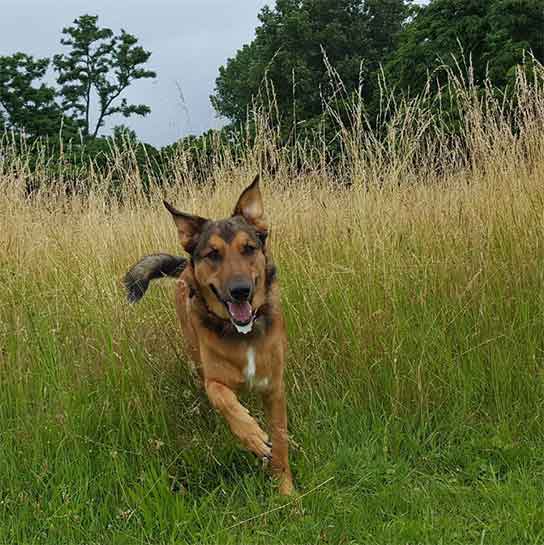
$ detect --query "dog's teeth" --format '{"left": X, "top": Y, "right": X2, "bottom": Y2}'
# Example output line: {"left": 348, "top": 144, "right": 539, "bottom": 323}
{"left": 234, "top": 321, "right": 253, "bottom": 334}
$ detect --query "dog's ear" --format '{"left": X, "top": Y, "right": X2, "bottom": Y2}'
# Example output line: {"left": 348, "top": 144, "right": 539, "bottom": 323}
{"left": 164, "top": 201, "right": 208, "bottom": 254}
{"left": 233, "top": 175, "right": 268, "bottom": 240}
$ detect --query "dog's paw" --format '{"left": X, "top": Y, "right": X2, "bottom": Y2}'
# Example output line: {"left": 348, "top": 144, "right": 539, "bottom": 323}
{"left": 278, "top": 474, "right": 294, "bottom": 496}
{"left": 244, "top": 429, "right": 271, "bottom": 460}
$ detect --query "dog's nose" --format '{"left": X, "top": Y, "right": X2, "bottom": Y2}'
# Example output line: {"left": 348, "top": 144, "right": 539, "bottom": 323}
{"left": 228, "top": 280, "right": 252, "bottom": 302}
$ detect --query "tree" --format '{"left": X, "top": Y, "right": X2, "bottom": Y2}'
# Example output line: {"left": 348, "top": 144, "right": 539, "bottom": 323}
{"left": 487, "top": 0, "right": 544, "bottom": 83}
{"left": 211, "top": 0, "right": 412, "bottom": 133}
{"left": 53, "top": 14, "right": 156, "bottom": 139}
{"left": 0, "top": 53, "right": 64, "bottom": 137}
{"left": 111, "top": 124, "right": 138, "bottom": 146}
{"left": 385, "top": 0, "right": 544, "bottom": 95}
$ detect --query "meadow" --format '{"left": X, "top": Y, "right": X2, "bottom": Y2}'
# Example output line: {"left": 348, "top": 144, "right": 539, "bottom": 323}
{"left": 1, "top": 66, "right": 544, "bottom": 544}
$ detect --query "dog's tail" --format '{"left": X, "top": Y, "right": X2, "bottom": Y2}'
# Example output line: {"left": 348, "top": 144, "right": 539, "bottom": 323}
{"left": 123, "top": 253, "right": 188, "bottom": 303}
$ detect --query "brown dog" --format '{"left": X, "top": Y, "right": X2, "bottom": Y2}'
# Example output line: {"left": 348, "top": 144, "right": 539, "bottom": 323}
{"left": 124, "top": 176, "right": 293, "bottom": 495}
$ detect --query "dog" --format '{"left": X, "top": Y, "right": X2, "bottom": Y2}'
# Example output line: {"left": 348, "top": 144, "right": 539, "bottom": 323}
{"left": 124, "top": 176, "right": 294, "bottom": 496}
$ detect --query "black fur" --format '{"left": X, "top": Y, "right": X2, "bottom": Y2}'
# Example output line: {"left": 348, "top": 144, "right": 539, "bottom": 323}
{"left": 124, "top": 253, "right": 187, "bottom": 303}
{"left": 265, "top": 263, "right": 276, "bottom": 289}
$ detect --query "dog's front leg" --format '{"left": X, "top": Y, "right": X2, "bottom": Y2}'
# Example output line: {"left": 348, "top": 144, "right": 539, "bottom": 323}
{"left": 205, "top": 380, "right": 272, "bottom": 460}
{"left": 263, "top": 384, "right": 294, "bottom": 496}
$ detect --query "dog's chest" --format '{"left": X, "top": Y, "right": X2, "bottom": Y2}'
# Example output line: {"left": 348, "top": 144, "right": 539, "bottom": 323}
{"left": 244, "top": 346, "right": 269, "bottom": 391}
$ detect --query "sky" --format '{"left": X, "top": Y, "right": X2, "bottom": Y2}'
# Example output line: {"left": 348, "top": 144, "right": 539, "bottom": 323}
{"left": 1, "top": 0, "right": 269, "bottom": 147}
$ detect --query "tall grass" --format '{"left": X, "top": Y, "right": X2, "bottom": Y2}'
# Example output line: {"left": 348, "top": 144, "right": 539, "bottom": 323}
{"left": 1, "top": 63, "right": 544, "bottom": 543}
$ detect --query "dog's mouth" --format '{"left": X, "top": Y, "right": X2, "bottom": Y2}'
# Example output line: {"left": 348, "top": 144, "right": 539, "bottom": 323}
{"left": 210, "top": 285, "right": 255, "bottom": 334}
{"left": 225, "top": 301, "right": 253, "bottom": 326}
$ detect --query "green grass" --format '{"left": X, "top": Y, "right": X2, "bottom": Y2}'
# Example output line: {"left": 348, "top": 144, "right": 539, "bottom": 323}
{"left": 2, "top": 166, "right": 544, "bottom": 543}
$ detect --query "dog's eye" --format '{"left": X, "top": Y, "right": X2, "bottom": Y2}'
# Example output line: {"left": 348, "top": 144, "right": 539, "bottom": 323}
{"left": 204, "top": 249, "right": 221, "bottom": 262}
{"left": 242, "top": 244, "right": 257, "bottom": 256}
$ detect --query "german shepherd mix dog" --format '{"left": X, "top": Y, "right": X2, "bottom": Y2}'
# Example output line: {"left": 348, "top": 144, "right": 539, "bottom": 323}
{"left": 124, "top": 176, "right": 294, "bottom": 495}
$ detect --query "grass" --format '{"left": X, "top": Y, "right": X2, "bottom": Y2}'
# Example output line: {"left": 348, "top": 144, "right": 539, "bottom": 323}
{"left": 2, "top": 64, "right": 544, "bottom": 544}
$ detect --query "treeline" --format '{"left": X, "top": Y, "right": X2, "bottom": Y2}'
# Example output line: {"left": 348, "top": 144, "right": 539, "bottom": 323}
{"left": 1, "top": 1, "right": 544, "bottom": 187}
{"left": 212, "top": 0, "right": 544, "bottom": 137}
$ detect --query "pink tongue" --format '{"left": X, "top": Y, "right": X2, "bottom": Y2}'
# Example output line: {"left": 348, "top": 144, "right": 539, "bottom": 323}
{"left": 227, "top": 301, "right": 252, "bottom": 324}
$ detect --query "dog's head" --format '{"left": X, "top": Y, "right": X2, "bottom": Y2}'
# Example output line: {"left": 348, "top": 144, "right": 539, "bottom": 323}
{"left": 164, "top": 175, "right": 269, "bottom": 334}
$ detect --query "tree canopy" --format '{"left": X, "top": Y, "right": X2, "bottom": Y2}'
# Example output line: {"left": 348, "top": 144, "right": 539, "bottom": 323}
{"left": 54, "top": 15, "right": 156, "bottom": 138}
{"left": 0, "top": 14, "right": 155, "bottom": 141}
{"left": 386, "top": 0, "right": 544, "bottom": 95}
{"left": 211, "top": 0, "right": 411, "bottom": 133}
{"left": 0, "top": 53, "right": 64, "bottom": 138}
{"left": 212, "top": 0, "right": 544, "bottom": 134}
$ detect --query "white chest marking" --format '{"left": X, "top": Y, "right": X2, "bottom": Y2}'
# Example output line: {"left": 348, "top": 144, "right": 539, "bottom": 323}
{"left": 245, "top": 347, "right": 269, "bottom": 390}
{"left": 245, "top": 346, "right": 256, "bottom": 383}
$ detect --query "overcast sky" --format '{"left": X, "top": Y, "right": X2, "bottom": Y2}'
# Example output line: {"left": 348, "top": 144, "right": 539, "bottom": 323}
{"left": 1, "top": 0, "right": 269, "bottom": 146}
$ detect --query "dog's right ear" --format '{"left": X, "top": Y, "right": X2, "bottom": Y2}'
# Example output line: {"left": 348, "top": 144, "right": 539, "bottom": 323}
{"left": 232, "top": 175, "right": 268, "bottom": 243}
{"left": 163, "top": 201, "right": 208, "bottom": 254}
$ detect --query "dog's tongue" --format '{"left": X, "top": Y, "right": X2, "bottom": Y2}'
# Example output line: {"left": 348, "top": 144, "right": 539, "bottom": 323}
{"left": 226, "top": 301, "right": 252, "bottom": 324}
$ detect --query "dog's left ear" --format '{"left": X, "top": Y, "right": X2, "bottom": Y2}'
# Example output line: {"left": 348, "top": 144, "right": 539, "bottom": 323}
{"left": 233, "top": 174, "right": 268, "bottom": 242}
{"left": 163, "top": 200, "right": 208, "bottom": 254}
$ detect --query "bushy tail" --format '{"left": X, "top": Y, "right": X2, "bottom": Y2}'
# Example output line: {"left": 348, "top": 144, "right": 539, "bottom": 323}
{"left": 123, "top": 253, "right": 187, "bottom": 303}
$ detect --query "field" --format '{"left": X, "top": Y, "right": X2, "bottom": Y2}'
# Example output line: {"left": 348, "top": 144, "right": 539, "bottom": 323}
{"left": 2, "top": 69, "right": 544, "bottom": 544}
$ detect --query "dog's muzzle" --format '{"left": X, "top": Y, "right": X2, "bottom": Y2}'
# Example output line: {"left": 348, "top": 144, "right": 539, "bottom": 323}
{"left": 211, "top": 280, "right": 256, "bottom": 334}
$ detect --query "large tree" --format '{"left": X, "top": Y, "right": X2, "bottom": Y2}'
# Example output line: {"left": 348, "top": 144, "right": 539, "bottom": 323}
{"left": 386, "top": 0, "right": 544, "bottom": 95}
{"left": 211, "top": 0, "right": 411, "bottom": 131}
{"left": 0, "top": 53, "right": 64, "bottom": 137}
{"left": 53, "top": 14, "right": 156, "bottom": 138}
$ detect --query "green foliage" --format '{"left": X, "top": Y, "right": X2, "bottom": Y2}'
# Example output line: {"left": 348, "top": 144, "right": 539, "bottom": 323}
{"left": 0, "top": 14, "right": 155, "bottom": 146}
{"left": 0, "top": 53, "right": 66, "bottom": 138}
{"left": 162, "top": 127, "right": 244, "bottom": 184}
{"left": 53, "top": 14, "right": 156, "bottom": 138}
{"left": 211, "top": 0, "right": 411, "bottom": 135}
{"left": 386, "top": 0, "right": 544, "bottom": 95}
{"left": 212, "top": 0, "right": 544, "bottom": 146}
{"left": 3, "top": 131, "right": 163, "bottom": 197}
{"left": 111, "top": 124, "right": 138, "bottom": 146}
